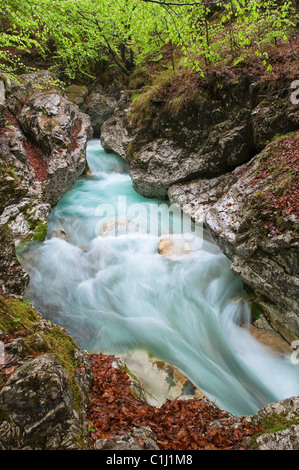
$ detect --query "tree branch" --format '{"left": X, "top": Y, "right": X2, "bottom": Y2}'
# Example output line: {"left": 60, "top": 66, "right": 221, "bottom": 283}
{"left": 140, "top": 0, "right": 226, "bottom": 7}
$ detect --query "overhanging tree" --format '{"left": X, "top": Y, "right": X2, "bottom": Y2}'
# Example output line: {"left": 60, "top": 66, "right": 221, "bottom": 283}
{"left": 0, "top": 0, "right": 296, "bottom": 80}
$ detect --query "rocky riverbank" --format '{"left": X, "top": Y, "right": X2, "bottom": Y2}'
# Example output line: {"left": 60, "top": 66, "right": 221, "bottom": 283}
{"left": 0, "top": 64, "right": 299, "bottom": 450}
{"left": 0, "top": 71, "right": 93, "bottom": 297}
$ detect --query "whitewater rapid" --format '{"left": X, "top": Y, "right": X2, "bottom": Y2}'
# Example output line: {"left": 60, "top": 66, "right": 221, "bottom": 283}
{"left": 21, "top": 140, "right": 299, "bottom": 416}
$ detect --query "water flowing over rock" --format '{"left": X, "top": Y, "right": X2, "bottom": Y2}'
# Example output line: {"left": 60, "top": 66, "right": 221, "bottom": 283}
{"left": 158, "top": 237, "right": 191, "bottom": 258}
{"left": 0, "top": 68, "right": 298, "bottom": 451}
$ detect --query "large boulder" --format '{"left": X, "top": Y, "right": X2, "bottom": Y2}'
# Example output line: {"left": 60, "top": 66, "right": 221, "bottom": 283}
{"left": 101, "top": 91, "right": 135, "bottom": 158}
{"left": 0, "top": 72, "right": 92, "bottom": 296}
{"left": 13, "top": 80, "right": 93, "bottom": 206}
{"left": 101, "top": 72, "right": 298, "bottom": 201}
{"left": 0, "top": 297, "right": 93, "bottom": 450}
{"left": 205, "top": 132, "right": 299, "bottom": 343}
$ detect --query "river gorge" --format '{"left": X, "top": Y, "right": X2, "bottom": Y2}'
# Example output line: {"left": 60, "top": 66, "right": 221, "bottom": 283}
{"left": 20, "top": 139, "right": 299, "bottom": 418}
{"left": 0, "top": 67, "right": 298, "bottom": 450}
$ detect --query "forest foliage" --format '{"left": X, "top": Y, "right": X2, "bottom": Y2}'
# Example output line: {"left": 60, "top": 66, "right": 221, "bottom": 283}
{"left": 0, "top": 0, "right": 298, "bottom": 81}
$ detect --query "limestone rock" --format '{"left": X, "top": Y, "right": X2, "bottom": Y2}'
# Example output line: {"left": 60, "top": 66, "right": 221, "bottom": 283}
{"left": 51, "top": 227, "right": 70, "bottom": 242}
{"left": 0, "top": 297, "right": 94, "bottom": 450}
{"left": 100, "top": 91, "right": 136, "bottom": 159}
{"left": 81, "top": 89, "right": 116, "bottom": 137}
{"left": 0, "top": 226, "right": 29, "bottom": 297}
{"left": 100, "top": 75, "right": 257, "bottom": 199}
{"left": 100, "top": 218, "right": 137, "bottom": 237}
{"left": 251, "top": 96, "right": 299, "bottom": 151}
{"left": 255, "top": 425, "right": 299, "bottom": 450}
{"left": 168, "top": 172, "right": 235, "bottom": 225}
{"left": 0, "top": 72, "right": 92, "bottom": 296}
{"left": 205, "top": 134, "right": 299, "bottom": 343}
{"left": 101, "top": 74, "right": 299, "bottom": 202}
{"left": 0, "top": 124, "right": 33, "bottom": 214}
{"left": 0, "top": 80, "right": 5, "bottom": 105}
{"left": 64, "top": 84, "right": 89, "bottom": 107}
{"left": 15, "top": 86, "right": 93, "bottom": 206}
{"left": 118, "top": 350, "right": 206, "bottom": 408}
{"left": 0, "top": 353, "right": 92, "bottom": 450}
{"left": 128, "top": 121, "right": 253, "bottom": 199}
{"left": 249, "top": 320, "right": 292, "bottom": 357}
{"left": 244, "top": 396, "right": 299, "bottom": 450}
{"left": 94, "top": 426, "right": 160, "bottom": 450}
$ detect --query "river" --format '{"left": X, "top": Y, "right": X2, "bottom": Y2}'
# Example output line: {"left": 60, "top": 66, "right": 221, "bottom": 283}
{"left": 21, "top": 139, "right": 299, "bottom": 416}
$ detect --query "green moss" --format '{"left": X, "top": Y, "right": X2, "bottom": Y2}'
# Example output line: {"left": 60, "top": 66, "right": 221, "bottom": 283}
{"left": 251, "top": 412, "right": 299, "bottom": 449}
{"left": 117, "top": 362, "right": 147, "bottom": 402}
{"left": 23, "top": 218, "right": 48, "bottom": 243}
{"left": 27, "top": 433, "right": 47, "bottom": 448}
{"left": 0, "top": 296, "right": 83, "bottom": 411}
{"left": 0, "top": 156, "right": 22, "bottom": 196}
{"left": 42, "top": 326, "right": 82, "bottom": 411}
{"left": 251, "top": 302, "right": 263, "bottom": 322}
{"left": 128, "top": 66, "right": 151, "bottom": 90}
{"left": 0, "top": 407, "right": 8, "bottom": 422}
{"left": 65, "top": 85, "right": 88, "bottom": 105}
{"left": 82, "top": 160, "right": 91, "bottom": 175}
{"left": 32, "top": 222, "right": 48, "bottom": 241}
{"left": 126, "top": 141, "right": 136, "bottom": 160}
{"left": 248, "top": 131, "right": 299, "bottom": 236}
{"left": 0, "top": 297, "right": 39, "bottom": 333}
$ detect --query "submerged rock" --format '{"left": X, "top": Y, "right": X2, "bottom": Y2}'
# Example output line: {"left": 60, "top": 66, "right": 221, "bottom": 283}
{"left": 157, "top": 237, "right": 191, "bottom": 258}
{"left": 250, "top": 315, "right": 292, "bottom": 356}
{"left": 100, "top": 218, "right": 137, "bottom": 237}
{"left": 118, "top": 350, "right": 206, "bottom": 408}
{"left": 51, "top": 227, "right": 70, "bottom": 242}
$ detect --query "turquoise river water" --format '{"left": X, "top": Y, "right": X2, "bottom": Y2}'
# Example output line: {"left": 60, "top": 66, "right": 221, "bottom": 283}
{"left": 21, "top": 140, "right": 299, "bottom": 416}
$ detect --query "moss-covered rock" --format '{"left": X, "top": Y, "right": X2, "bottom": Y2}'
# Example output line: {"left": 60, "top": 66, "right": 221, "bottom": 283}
{"left": 245, "top": 396, "right": 299, "bottom": 450}
{"left": 0, "top": 296, "right": 93, "bottom": 450}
